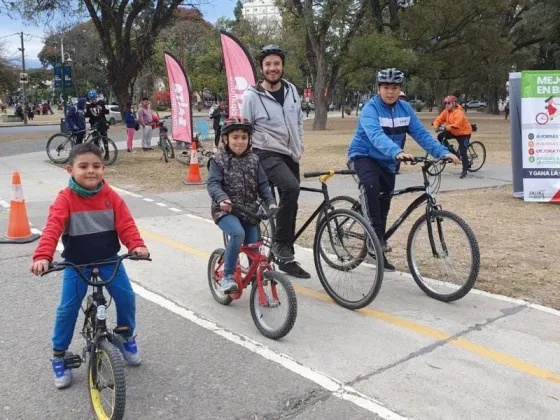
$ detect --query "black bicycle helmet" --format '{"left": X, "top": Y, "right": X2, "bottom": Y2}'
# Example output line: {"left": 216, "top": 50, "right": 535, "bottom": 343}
{"left": 376, "top": 68, "right": 405, "bottom": 85}
{"left": 258, "top": 44, "right": 285, "bottom": 66}
{"left": 221, "top": 116, "right": 253, "bottom": 137}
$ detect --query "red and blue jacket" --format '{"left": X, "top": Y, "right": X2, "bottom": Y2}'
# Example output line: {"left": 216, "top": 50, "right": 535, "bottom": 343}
{"left": 33, "top": 182, "right": 145, "bottom": 264}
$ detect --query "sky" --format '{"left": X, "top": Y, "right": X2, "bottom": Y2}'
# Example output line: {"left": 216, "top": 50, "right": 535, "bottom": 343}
{"left": 0, "top": 0, "right": 236, "bottom": 69}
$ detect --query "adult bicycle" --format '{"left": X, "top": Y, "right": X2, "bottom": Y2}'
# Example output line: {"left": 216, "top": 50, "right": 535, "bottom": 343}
{"left": 208, "top": 205, "right": 297, "bottom": 339}
{"left": 426, "top": 125, "right": 486, "bottom": 176}
{"left": 41, "top": 253, "right": 151, "bottom": 420}
{"left": 249, "top": 170, "right": 384, "bottom": 310}
{"left": 156, "top": 116, "right": 175, "bottom": 163}
{"left": 46, "top": 123, "right": 119, "bottom": 165}
{"left": 330, "top": 157, "right": 480, "bottom": 302}
{"left": 175, "top": 135, "right": 214, "bottom": 166}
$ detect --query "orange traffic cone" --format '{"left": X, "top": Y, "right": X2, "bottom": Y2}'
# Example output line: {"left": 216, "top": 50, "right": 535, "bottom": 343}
{"left": 184, "top": 140, "right": 205, "bottom": 185}
{"left": 1, "top": 172, "right": 40, "bottom": 244}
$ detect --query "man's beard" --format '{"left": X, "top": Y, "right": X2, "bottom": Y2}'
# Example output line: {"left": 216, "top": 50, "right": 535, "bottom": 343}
{"left": 264, "top": 71, "right": 283, "bottom": 87}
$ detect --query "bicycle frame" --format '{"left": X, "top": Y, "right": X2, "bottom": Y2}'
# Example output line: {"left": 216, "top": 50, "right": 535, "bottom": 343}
{"left": 383, "top": 164, "right": 442, "bottom": 257}
{"left": 214, "top": 241, "right": 277, "bottom": 306}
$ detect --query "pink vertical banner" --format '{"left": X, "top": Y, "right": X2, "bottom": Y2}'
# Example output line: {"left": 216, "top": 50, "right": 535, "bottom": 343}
{"left": 220, "top": 30, "right": 257, "bottom": 118}
{"left": 164, "top": 52, "right": 192, "bottom": 143}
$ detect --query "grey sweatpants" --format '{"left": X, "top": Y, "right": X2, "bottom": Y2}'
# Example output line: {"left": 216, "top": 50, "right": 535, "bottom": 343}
{"left": 141, "top": 126, "right": 153, "bottom": 149}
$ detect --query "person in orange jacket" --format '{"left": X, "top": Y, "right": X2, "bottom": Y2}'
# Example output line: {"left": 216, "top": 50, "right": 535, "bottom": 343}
{"left": 433, "top": 95, "right": 472, "bottom": 178}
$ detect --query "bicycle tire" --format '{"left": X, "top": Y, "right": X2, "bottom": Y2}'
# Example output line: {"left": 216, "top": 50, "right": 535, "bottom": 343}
{"left": 207, "top": 248, "right": 233, "bottom": 305}
{"left": 46, "top": 133, "right": 74, "bottom": 164}
{"left": 407, "top": 209, "right": 480, "bottom": 302}
{"left": 165, "top": 137, "right": 175, "bottom": 159}
{"left": 466, "top": 141, "right": 486, "bottom": 172}
{"left": 250, "top": 270, "right": 297, "bottom": 339}
{"left": 315, "top": 195, "right": 361, "bottom": 232}
{"left": 313, "top": 208, "right": 384, "bottom": 310}
{"left": 92, "top": 136, "right": 119, "bottom": 166}
{"left": 89, "top": 340, "right": 126, "bottom": 420}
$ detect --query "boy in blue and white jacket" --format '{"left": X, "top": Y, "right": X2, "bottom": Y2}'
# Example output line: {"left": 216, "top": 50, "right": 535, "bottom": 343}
{"left": 348, "top": 68, "right": 458, "bottom": 271}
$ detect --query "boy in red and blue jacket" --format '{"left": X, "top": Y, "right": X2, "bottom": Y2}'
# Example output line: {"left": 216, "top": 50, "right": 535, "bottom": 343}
{"left": 30, "top": 143, "right": 150, "bottom": 389}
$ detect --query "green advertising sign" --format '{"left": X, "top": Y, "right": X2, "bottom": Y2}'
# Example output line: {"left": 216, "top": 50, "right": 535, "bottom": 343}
{"left": 521, "top": 71, "right": 560, "bottom": 98}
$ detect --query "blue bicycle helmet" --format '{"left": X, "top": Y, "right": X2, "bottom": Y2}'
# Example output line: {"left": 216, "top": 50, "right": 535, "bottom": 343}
{"left": 87, "top": 90, "right": 98, "bottom": 100}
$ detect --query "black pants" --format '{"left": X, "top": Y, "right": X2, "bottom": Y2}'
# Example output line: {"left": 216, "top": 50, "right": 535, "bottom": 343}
{"left": 214, "top": 126, "right": 221, "bottom": 148}
{"left": 74, "top": 132, "right": 85, "bottom": 145}
{"left": 352, "top": 156, "right": 395, "bottom": 243}
{"left": 254, "top": 149, "right": 300, "bottom": 245}
{"left": 438, "top": 132, "right": 470, "bottom": 173}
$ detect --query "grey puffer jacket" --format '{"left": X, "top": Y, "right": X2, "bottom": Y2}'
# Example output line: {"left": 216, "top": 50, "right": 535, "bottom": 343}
{"left": 207, "top": 147, "right": 276, "bottom": 224}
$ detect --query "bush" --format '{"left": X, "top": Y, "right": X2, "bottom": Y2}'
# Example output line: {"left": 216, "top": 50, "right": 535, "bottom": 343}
{"left": 415, "top": 102, "right": 424, "bottom": 112}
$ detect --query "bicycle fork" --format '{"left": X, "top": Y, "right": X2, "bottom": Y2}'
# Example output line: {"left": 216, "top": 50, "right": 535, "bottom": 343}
{"left": 255, "top": 263, "right": 279, "bottom": 308}
{"left": 426, "top": 205, "right": 449, "bottom": 258}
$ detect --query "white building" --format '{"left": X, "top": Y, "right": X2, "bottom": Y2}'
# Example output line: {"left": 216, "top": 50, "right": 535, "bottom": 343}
{"left": 242, "top": 0, "right": 281, "bottom": 30}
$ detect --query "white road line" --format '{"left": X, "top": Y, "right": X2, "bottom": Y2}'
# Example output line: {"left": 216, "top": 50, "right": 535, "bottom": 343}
{"left": 143, "top": 198, "right": 155, "bottom": 202}
{"left": 30, "top": 228, "right": 41, "bottom": 235}
{"left": 112, "top": 186, "right": 143, "bottom": 199}
{"left": 0, "top": 200, "right": 9, "bottom": 209}
{"left": 111, "top": 186, "right": 560, "bottom": 317}
{"left": 132, "top": 282, "right": 412, "bottom": 420}
{"left": 156, "top": 202, "right": 167, "bottom": 207}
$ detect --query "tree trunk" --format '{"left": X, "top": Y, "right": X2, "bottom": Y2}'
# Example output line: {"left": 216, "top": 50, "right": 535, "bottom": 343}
{"left": 312, "top": 53, "right": 329, "bottom": 130}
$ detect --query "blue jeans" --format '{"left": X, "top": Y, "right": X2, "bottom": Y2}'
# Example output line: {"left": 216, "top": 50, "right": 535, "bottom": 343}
{"left": 218, "top": 214, "right": 259, "bottom": 276}
{"left": 52, "top": 260, "right": 136, "bottom": 352}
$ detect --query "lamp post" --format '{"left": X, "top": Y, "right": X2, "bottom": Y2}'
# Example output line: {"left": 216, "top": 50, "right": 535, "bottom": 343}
{"left": 60, "top": 38, "right": 72, "bottom": 116}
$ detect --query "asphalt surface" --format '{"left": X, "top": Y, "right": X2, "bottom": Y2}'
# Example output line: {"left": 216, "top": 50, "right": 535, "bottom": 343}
{"left": 0, "top": 150, "right": 559, "bottom": 420}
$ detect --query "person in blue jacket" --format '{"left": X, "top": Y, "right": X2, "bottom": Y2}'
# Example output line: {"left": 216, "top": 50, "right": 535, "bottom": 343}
{"left": 65, "top": 98, "right": 87, "bottom": 144}
{"left": 347, "top": 68, "right": 459, "bottom": 271}
{"left": 123, "top": 101, "right": 137, "bottom": 152}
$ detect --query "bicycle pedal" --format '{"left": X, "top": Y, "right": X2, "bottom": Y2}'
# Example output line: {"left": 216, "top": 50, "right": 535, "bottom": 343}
{"left": 64, "top": 354, "right": 83, "bottom": 369}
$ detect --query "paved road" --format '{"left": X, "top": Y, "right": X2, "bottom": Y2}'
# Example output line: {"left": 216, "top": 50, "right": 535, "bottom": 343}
{"left": 0, "top": 152, "right": 558, "bottom": 420}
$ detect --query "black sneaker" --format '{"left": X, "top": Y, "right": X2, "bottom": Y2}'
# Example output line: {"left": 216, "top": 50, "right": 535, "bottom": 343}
{"left": 278, "top": 261, "right": 311, "bottom": 279}
{"left": 460, "top": 171, "right": 467, "bottom": 179}
{"left": 271, "top": 242, "right": 294, "bottom": 262}
{"left": 383, "top": 255, "right": 396, "bottom": 272}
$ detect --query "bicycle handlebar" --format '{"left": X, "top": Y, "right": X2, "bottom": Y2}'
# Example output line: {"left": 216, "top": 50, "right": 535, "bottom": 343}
{"left": 303, "top": 169, "right": 356, "bottom": 178}
{"left": 41, "top": 253, "right": 151, "bottom": 286}
{"left": 399, "top": 156, "right": 454, "bottom": 164}
{"left": 231, "top": 204, "right": 279, "bottom": 221}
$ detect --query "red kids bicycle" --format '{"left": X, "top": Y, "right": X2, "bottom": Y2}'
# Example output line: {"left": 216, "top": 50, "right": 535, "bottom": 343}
{"left": 207, "top": 205, "right": 297, "bottom": 340}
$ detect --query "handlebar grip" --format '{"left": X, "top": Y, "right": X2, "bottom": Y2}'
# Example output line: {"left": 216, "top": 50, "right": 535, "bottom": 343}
{"left": 129, "top": 255, "right": 152, "bottom": 261}
{"left": 303, "top": 171, "right": 327, "bottom": 178}
{"left": 335, "top": 169, "right": 356, "bottom": 175}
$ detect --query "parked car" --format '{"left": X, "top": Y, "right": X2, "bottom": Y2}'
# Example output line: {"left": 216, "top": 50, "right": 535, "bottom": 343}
{"left": 107, "top": 105, "right": 122, "bottom": 125}
{"left": 465, "top": 100, "right": 487, "bottom": 109}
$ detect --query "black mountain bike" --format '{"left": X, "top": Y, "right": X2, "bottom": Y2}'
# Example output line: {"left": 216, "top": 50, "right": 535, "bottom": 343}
{"left": 332, "top": 157, "right": 480, "bottom": 302}
{"left": 46, "top": 123, "right": 119, "bottom": 165}
{"left": 41, "top": 253, "right": 151, "bottom": 420}
{"left": 426, "top": 125, "right": 486, "bottom": 176}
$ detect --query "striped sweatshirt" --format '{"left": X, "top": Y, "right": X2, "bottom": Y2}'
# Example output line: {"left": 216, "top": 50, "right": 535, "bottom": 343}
{"left": 33, "top": 182, "right": 145, "bottom": 264}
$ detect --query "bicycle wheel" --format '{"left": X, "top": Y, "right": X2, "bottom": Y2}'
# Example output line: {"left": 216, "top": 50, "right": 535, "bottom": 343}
{"left": 89, "top": 340, "right": 126, "bottom": 420}
{"left": 164, "top": 137, "right": 175, "bottom": 159}
{"left": 407, "top": 209, "right": 480, "bottom": 302}
{"left": 315, "top": 196, "right": 361, "bottom": 231}
{"left": 250, "top": 270, "right": 297, "bottom": 339}
{"left": 175, "top": 149, "right": 191, "bottom": 165}
{"left": 424, "top": 153, "right": 447, "bottom": 176}
{"left": 207, "top": 248, "right": 233, "bottom": 305}
{"left": 314, "top": 208, "right": 384, "bottom": 309}
{"left": 46, "top": 133, "right": 74, "bottom": 164}
{"left": 466, "top": 141, "right": 486, "bottom": 172}
{"left": 94, "top": 136, "right": 119, "bottom": 166}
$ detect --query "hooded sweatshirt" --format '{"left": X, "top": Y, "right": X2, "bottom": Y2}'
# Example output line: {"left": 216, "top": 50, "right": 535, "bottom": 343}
{"left": 241, "top": 80, "right": 304, "bottom": 162}
{"left": 65, "top": 98, "right": 87, "bottom": 132}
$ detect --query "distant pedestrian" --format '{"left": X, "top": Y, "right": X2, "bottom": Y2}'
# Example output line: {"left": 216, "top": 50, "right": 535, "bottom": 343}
{"left": 504, "top": 101, "right": 509, "bottom": 120}
{"left": 124, "top": 101, "right": 137, "bottom": 153}
{"left": 137, "top": 97, "right": 154, "bottom": 151}
{"left": 211, "top": 101, "right": 228, "bottom": 148}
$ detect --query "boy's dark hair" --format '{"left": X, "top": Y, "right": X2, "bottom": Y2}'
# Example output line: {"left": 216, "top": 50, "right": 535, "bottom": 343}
{"left": 125, "top": 101, "right": 132, "bottom": 108}
{"left": 141, "top": 97, "right": 149, "bottom": 101}
{"left": 68, "top": 143, "right": 103, "bottom": 165}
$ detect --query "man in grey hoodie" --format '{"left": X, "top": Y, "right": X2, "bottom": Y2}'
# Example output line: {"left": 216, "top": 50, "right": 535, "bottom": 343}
{"left": 241, "top": 44, "right": 310, "bottom": 279}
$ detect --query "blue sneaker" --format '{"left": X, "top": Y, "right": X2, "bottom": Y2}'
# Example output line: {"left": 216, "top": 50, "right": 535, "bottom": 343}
{"left": 221, "top": 274, "right": 238, "bottom": 293}
{"left": 52, "top": 355, "right": 73, "bottom": 389}
{"left": 114, "top": 334, "right": 141, "bottom": 366}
